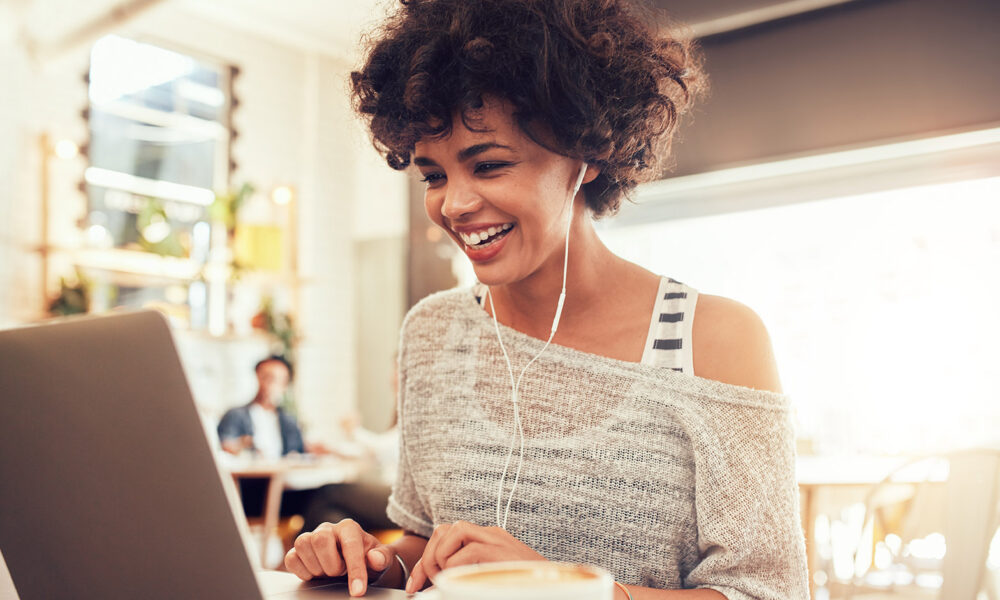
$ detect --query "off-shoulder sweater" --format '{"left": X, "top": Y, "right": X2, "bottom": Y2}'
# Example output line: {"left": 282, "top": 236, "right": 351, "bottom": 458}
{"left": 387, "top": 287, "right": 808, "bottom": 600}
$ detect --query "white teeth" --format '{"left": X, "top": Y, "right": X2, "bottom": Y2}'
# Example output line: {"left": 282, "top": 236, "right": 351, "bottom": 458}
{"left": 458, "top": 223, "right": 514, "bottom": 246}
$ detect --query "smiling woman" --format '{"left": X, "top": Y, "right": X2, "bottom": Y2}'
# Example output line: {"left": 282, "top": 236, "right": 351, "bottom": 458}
{"left": 284, "top": 1, "right": 807, "bottom": 599}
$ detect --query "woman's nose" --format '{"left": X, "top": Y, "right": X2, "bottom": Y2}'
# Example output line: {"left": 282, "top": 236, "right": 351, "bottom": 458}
{"left": 440, "top": 178, "right": 483, "bottom": 220}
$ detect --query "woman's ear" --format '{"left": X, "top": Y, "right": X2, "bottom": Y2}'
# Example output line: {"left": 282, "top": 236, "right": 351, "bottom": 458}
{"left": 582, "top": 163, "right": 601, "bottom": 184}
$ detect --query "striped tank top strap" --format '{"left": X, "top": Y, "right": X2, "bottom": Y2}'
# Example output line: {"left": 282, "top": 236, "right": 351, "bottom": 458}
{"left": 640, "top": 277, "right": 699, "bottom": 374}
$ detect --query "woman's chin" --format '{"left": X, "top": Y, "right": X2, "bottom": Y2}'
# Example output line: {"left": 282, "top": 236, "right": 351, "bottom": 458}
{"left": 471, "top": 272, "right": 506, "bottom": 288}
{"left": 470, "top": 264, "right": 517, "bottom": 288}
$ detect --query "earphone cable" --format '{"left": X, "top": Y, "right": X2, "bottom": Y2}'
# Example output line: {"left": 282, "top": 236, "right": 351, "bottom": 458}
{"left": 491, "top": 163, "right": 587, "bottom": 530}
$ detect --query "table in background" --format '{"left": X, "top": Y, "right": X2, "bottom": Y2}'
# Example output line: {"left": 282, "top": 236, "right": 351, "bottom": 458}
{"left": 796, "top": 455, "right": 948, "bottom": 599}
{"left": 225, "top": 456, "right": 366, "bottom": 566}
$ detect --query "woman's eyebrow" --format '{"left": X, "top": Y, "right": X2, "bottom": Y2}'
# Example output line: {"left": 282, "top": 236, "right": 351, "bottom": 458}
{"left": 413, "top": 142, "right": 514, "bottom": 167}
{"left": 457, "top": 142, "right": 514, "bottom": 162}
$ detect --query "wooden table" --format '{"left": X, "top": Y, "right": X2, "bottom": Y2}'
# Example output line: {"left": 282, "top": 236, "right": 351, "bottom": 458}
{"left": 224, "top": 457, "right": 366, "bottom": 566}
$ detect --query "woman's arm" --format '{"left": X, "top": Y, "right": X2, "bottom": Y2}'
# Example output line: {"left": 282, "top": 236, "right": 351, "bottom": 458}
{"left": 681, "top": 295, "right": 807, "bottom": 598}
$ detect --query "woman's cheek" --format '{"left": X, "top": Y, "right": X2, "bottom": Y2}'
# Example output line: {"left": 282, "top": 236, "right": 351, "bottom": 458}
{"left": 424, "top": 192, "right": 444, "bottom": 226}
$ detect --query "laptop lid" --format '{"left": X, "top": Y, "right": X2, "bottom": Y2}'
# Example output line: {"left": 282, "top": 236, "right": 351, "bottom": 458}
{"left": 0, "top": 311, "right": 264, "bottom": 600}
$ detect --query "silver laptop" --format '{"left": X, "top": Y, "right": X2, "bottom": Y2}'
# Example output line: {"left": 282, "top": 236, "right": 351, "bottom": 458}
{"left": 0, "top": 310, "right": 409, "bottom": 599}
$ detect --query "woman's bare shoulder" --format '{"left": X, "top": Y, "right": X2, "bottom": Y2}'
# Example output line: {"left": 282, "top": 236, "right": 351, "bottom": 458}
{"left": 691, "top": 294, "right": 783, "bottom": 393}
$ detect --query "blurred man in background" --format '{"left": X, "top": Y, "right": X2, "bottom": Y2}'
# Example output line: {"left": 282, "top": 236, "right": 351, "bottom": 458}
{"left": 217, "top": 355, "right": 304, "bottom": 459}
{"left": 217, "top": 355, "right": 319, "bottom": 525}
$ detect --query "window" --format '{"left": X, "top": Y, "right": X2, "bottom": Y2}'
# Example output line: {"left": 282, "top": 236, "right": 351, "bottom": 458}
{"left": 82, "top": 35, "right": 231, "bottom": 322}
{"left": 600, "top": 175, "right": 1000, "bottom": 455}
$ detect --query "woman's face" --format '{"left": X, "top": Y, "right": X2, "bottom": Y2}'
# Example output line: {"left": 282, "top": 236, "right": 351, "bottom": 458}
{"left": 414, "top": 98, "right": 591, "bottom": 287}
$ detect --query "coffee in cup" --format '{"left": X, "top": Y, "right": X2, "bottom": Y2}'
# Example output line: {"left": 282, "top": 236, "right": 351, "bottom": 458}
{"left": 429, "top": 561, "right": 613, "bottom": 600}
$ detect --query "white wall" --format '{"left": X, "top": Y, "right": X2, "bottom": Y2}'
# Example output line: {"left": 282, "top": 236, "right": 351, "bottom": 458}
{"left": 0, "top": 34, "right": 31, "bottom": 330}
{"left": 0, "top": 22, "right": 89, "bottom": 328}
{"left": 352, "top": 144, "right": 409, "bottom": 241}
{"left": 348, "top": 67, "right": 409, "bottom": 433}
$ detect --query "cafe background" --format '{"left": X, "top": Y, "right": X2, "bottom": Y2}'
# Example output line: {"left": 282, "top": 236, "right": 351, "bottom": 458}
{"left": 1, "top": 0, "right": 998, "bottom": 598}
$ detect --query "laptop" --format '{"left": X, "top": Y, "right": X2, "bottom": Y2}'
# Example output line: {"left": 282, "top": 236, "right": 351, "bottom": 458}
{"left": 0, "top": 310, "right": 410, "bottom": 599}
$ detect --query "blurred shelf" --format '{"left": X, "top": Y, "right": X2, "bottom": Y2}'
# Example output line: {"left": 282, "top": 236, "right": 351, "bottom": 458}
{"left": 71, "top": 247, "right": 204, "bottom": 280}
{"left": 231, "top": 270, "right": 303, "bottom": 286}
{"left": 172, "top": 327, "right": 275, "bottom": 343}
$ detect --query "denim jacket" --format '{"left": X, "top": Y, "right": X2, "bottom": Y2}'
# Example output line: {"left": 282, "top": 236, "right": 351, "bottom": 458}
{"left": 217, "top": 401, "right": 305, "bottom": 456}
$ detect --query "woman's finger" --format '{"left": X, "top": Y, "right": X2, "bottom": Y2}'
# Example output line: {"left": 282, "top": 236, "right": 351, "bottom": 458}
{"left": 365, "top": 542, "right": 394, "bottom": 574}
{"left": 405, "top": 557, "right": 426, "bottom": 594}
{"left": 309, "top": 524, "right": 345, "bottom": 577}
{"left": 433, "top": 521, "right": 495, "bottom": 569}
{"left": 407, "top": 523, "right": 448, "bottom": 594}
{"left": 442, "top": 542, "right": 487, "bottom": 569}
{"left": 416, "top": 523, "right": 451, "bottom": 586}
{"left": 337, "top": 521, "right": 371, "bottom": 596}
{"left": 283, "top": 548, "right": 313, "bottom": 581}
{"left": 292, "top": 532, "right": 325, "bottom": 577}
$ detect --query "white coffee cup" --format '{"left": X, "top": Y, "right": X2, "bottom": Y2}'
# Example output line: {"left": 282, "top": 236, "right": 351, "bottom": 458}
{"left": 428, "top": 561, "right": 614, "bottom": 600}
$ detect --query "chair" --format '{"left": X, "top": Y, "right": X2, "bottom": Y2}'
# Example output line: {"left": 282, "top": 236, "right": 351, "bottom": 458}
{"left": 841, "top": 449, "right": 1000, "bottom": 600}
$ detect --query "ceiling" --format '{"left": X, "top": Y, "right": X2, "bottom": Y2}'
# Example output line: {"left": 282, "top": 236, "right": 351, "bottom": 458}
{"left": 655, "top": 0, "right": 785, "bottom": 24}
{"left": 11, "top": 0, "right": 828, "bottom": 63}
{"left": 170, "top": 0, "right": 392, "bottom": 61}
{"left": 11, "top": 0, "right": 388, "bottom": 62}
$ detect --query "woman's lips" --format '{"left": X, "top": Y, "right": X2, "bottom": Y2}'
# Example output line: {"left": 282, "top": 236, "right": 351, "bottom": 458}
{"left": 460, "top": 226, "right": 514, "bottom": 262}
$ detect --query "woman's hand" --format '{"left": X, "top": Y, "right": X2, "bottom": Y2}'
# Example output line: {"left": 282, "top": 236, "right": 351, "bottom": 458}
{"left": 405, "top": 521, "right": 546, "bottom": 593}
{"left": 284, "top": 519, "right": 396, "bottom": 597}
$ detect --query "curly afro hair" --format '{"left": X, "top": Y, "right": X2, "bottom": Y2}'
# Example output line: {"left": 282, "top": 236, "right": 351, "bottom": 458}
{"left": 350, "top": 0, "right": 704, "bottom": 216}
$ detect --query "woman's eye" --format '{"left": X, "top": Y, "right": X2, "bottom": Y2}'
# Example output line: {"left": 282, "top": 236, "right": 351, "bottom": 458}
{"left": 420, "top": 173, "right": 445, "bottom": 185}
{"left": 475, "top": 162, "right": 510, "bottom": 174}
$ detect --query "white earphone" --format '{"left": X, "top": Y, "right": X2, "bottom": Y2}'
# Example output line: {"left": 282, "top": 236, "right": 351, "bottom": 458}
{"left": 487, "top": 161, "right": 588, "bottom": 530}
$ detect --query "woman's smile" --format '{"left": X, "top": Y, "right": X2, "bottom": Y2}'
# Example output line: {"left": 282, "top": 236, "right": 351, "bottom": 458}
{"left": 452, "top": 222, "right": 516, "bottom": 262}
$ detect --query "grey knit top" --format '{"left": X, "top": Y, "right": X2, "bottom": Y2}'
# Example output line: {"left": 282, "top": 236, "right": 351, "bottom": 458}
{"left": 387, "top": 287, "right": 808, "bottom": 600}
